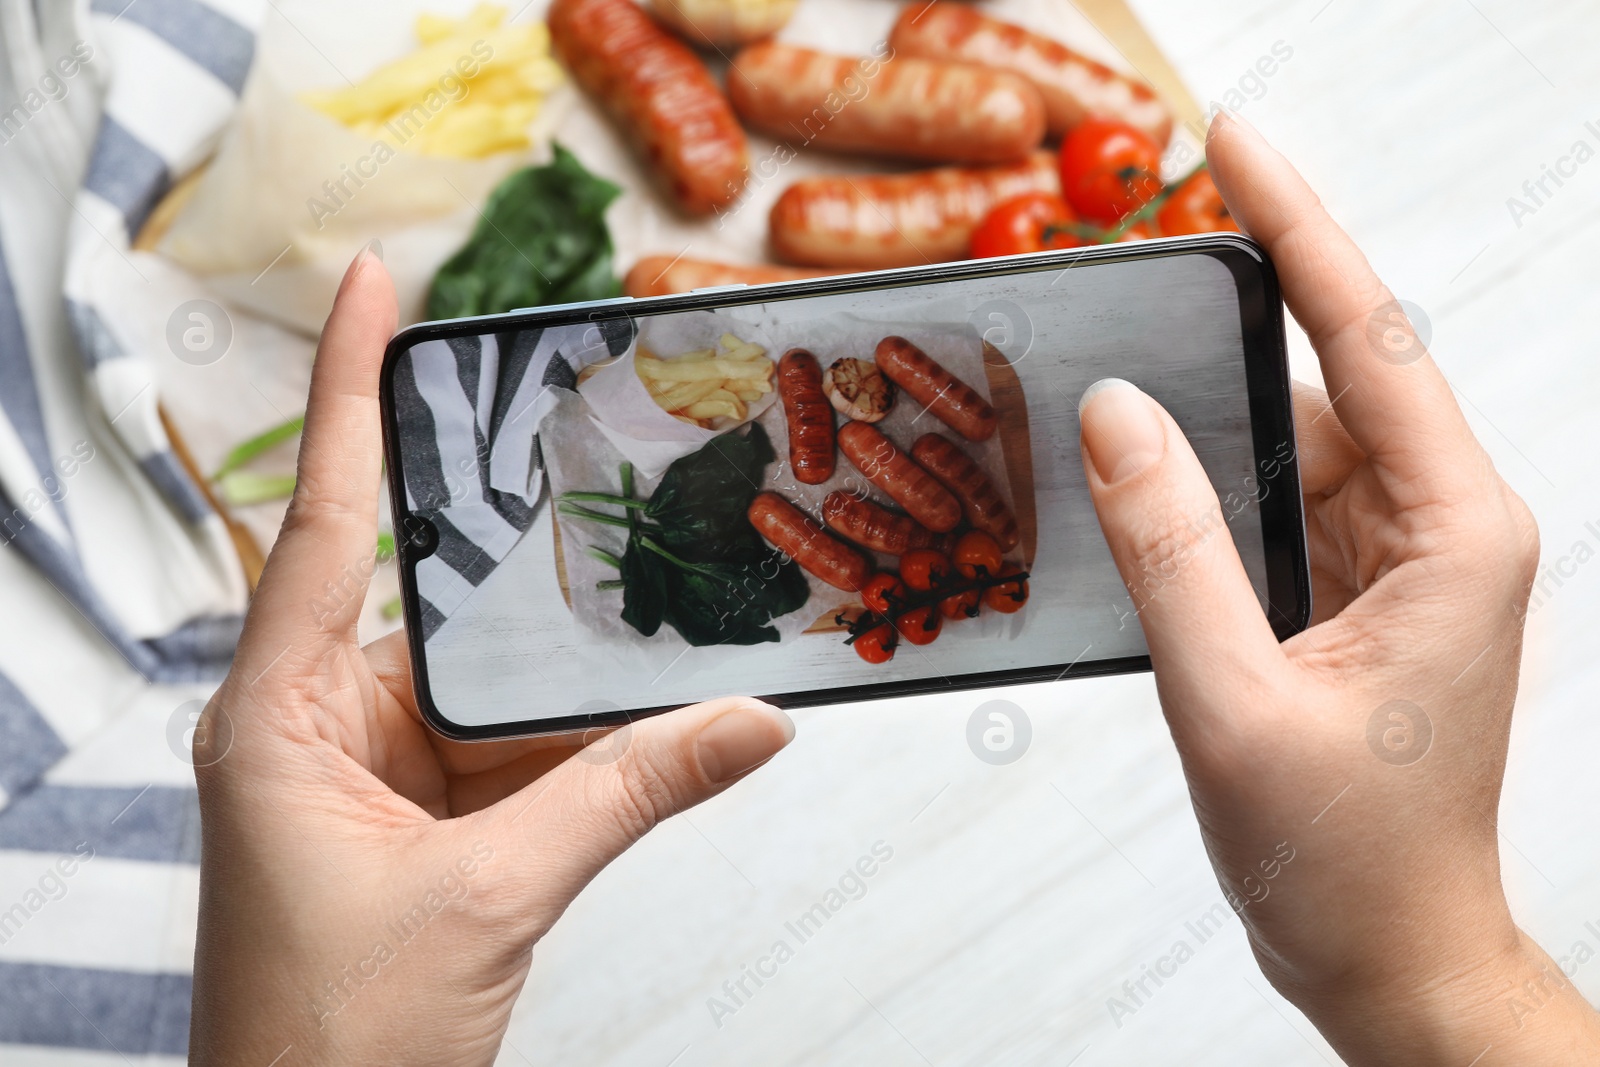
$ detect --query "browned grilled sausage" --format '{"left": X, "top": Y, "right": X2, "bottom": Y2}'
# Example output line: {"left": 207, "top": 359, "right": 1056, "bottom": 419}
{"left": 728, "top": 43, "right": 1046, "bottom": 164}
{"left": 623, "top": 256, "right": 835, "bottom": 298}
{"left": 548, "top": 0, "right": 747, "bottom": 215}
{"left": 836, "top": 421, "right": 962, "bottom": 533}
{"left": 888, "top": 3, "right": 1171, "bottom": 144}
{"left": 747, "top": 491, "right": 873, "bottom": 591}
{"left": 911, "top": 433, "right": 1019, "bottom": 552}
{"left": 768, "top": 151, "right": 1058, "bottom": 269}
{"left": 777, "top": 348, "right": 835, "bottom": 484}
{"left": 649, "top": 0, "right": 797, "bottom": 48}
{"left": 822, "top": 491, "right": 950, "bottom": 556}
{"left": 874, "top": 336, "right": 996, "bottom": 442}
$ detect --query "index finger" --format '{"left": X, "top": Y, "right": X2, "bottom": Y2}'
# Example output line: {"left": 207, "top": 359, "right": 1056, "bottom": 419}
{"left": 1206, "top": 112, "right": 1483, "bottom": 489}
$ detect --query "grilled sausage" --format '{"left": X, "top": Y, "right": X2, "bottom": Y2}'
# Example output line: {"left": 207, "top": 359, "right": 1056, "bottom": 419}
{"left": 822, "top": 491, "right": 948, "bottom": 556}
{"left": 768, "top": 151, "right": 1058, "bottom": 269}
{"left": 728, "top": 43, "right": 1046, "bottom": 164}
{"left": 911, "top": 433, "right": 1019, "bottom": 552}
{"left": 748, "top": 491, "right": 873, "bottom": 592}
{"left": 888, "top": 3, "right": 1171, "bottom": 145}
{"left": 649, "top": 0, "right": 797, "bottom": 48}
{"left": 875, "top": 336, "right": 996, "bottom": 442}
{"left": 836, "top": 421, "right": 962, "bottom": 533}
{"left": 548, "top": 0, "right": 747, "bottom": 215}
{"left": 777, "top": 348, "right": 835, "bottom": 484}
{"left": 623, "top": 256, "right": 835, "bottom": 298}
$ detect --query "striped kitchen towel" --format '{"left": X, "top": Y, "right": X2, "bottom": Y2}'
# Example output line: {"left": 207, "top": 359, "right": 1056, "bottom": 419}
{"left": 0, "top": 0, "right": 262, "bottom": 1061}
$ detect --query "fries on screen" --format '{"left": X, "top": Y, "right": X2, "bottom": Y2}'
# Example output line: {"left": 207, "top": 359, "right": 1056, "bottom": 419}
{"left": 636, "top": 334, "right": 774, "bottom": 428}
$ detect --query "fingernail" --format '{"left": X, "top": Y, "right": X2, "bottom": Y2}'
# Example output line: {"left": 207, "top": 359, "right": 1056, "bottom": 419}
{"left": 364, "top": 238, "right": 384, "bottom": 262}
{"left": 696, "top": 702, "right": 794, "bottom": 784}
{"left": 1078, "top": 378, "right": 1165, "bottom": 485}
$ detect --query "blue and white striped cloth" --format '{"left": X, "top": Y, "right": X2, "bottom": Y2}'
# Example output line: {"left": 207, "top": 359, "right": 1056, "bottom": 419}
{"left": 0, "top": 0, "right": 261, "bottom": 1060}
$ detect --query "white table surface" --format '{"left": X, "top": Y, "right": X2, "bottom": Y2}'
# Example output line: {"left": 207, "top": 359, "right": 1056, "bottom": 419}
{"left": 493, "top": 2, "right": 1600, "bottom": 1064}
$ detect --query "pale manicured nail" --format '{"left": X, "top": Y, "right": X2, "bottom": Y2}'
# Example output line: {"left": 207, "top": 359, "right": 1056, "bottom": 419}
{"left": 364, "top": 237, "right": 384, "bottom": 262}
{"left": 1078, "top": 378, "right": 1165, "bottom": 485}
{"left": 696, "top": 702, "right": 794, "bottom": 784}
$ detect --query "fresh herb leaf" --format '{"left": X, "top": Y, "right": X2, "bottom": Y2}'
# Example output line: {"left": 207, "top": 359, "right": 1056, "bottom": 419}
{"left": 559, "top": 424, "right": 810, "bottom": 646}
{"left": 425, "top": 144, "right": 623, "bottom": 320}
{"left": 213, "top": 415, "right": 304, "bottom": 480}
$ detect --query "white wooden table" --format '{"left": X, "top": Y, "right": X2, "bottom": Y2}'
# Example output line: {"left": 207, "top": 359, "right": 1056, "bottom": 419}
{"left": 495, "top": 2, "right": 1600, "bottom": 1064}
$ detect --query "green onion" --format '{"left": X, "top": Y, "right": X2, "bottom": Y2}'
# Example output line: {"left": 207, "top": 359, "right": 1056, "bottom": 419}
{"left": 212, "top": 415, "right": 305, "bottom": 479}
{"left": 218, "top": 471, "right": 297, "bottom": 506}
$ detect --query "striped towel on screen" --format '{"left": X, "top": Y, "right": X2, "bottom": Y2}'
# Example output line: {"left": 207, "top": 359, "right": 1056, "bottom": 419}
{"left": 0, "top": 0, "right": 261, "bottom": 1060}
{"left": 392, "top": 319, "right": 633, "bottom": 639}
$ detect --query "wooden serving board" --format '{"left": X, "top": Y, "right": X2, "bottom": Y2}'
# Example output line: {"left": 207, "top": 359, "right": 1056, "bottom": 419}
{"left": 551, "top": 341, "right": 1036, "bottom": 636}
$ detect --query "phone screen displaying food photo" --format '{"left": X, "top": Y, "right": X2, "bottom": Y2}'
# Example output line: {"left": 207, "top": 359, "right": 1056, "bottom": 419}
{"left": 384, "top": 241, "right": 1304, "bottom": 736}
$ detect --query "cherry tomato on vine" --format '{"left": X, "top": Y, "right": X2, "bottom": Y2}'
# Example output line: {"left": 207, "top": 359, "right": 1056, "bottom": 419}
{"left": 854, "top": 624, "right": 897, "bottom": 664}
{"left": 899, "top": 548, "right": 951, "bottom": 592}
{"left": 1156, "top": 167, "right": 1238, "bottom": 236}
{"left": 940, "top": 588, "right": 981, "bottom": 620}
{"left": 1115, "top": 222, "right": 1155, "bottom": 243}
{"left": 983, "top": 563, "right": 1030, "bottom": 614}
{"left": 897, "top": 606, "right": 943, "bottom": 645}
{"left": 860, "top": 573, "right": 906, "bottom": 615}
{"left": 952, "top": 530, "right": 1003, "bottom": 579}
{"left": 969, "top": 193, "right": 1085, "bottom": 258}
{"left": 1058, "top": 119, "right": 1165, "bottom": 226}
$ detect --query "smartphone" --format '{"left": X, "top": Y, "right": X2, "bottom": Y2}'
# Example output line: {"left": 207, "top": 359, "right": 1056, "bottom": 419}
{"left": 380, "top": 234, "right": 1309, "bottom": 740}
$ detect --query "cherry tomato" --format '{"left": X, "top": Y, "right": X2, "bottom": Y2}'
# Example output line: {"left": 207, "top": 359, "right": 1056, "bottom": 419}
{"left": 897, "top": 606, "right": 942, "bottom": 645}
{"left": 860, "top": 573, "right": 906, "bottom": 615}
{"left": 1156, "top": 167, "right": 1238, "bottom": 236}
{"left": 900, "top": 548, "right": 951, "bottom": 592}
{"left": 1115, "top": 222, "right": 1154, "bottom": 243}
{"left": 969, "top": 193, "right": 1085, "bottom": 258}
{"left": 1058, "top": 119, "right": 1165, "bottom": 226}
{"left": 940, "top": 588, "right": 981, "bottom": 620}
{"left": 853, "top": 624, "right": 897, "bottom": 664}
{"left": 983, "top": 563, "right": 1030, "bottom": 614}
{"left": 952, "top": 530, "right": 1003, "bottom": 579}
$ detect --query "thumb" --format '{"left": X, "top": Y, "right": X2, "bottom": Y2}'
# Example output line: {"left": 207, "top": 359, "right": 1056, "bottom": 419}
{"left": 479, "top": 697, "right": 793, "bottom": 914}
{"left": 1078, "top": 378, "right": 1284, "bottom": 693}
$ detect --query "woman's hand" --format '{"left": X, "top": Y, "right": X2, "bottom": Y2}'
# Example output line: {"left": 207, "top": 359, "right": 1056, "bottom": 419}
{"left": 188, "top": 247, "right": 795, "bottom": 1066}
{"left": 1077, "top": 112, "right": 1600, "bottom": 1064}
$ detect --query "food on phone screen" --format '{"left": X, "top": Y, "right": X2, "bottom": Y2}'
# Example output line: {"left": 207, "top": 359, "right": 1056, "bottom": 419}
{"left": 852, "top": 622, "right": 898, "bottom": 664}
{"left": 728, "top": 43, "right": 1047, "bottom": 164}
{"left": 896, "top": 605, "right": 942, "bottom": 645}
{"left": 837, "top": 422, "right": 963, "bottom": 533}
{"left": 623, "top": 256, "right": 834, "bottom": 298}
{"left": 427, "top": 146, "right": 622, "bottom": 319}
{"left": 970, "top": 192, "right": 1086, "bottom": 258}
{"left": 549, "top": 0, "right": 748, "bottom": 214}
{"left": 983, "top": 562, "right": 1030, "bottom": 613}
{"left": 1156, "top": 167, "right": 1239, "bottom": 235}
{"left": 748, "top": 491, "right": 874, "bottom": 592}
{"left": 899, "top": 548, "right": 953, "bottom": 591}
{"left": 859, "top": 572, "right": 908, "bottom": 615}
{"left": 951, "top": 530, "right": 1004, "bottom": 579}
{"left": 940, "top": 587, "right": 981, "bottom": 620}
{"left": 776, "top": 348, "right": 836, "bottom": 484}
{"left": 1058, "top": 118, "right": 1165, "bottom": 226}
{"left": 823, "top": 491, "right": 945, "bottom": 556}
{"left": 887, "top": 2, "right": 1171, "bottom": 145}
{"left": 635, "top": 334, "right": 774, "bottom": 427}
{"left": 875, "top": 337, "right": 998, "bottom": 442}
{"left": 769, "top": 151, "right": 1059, "bottom": 269}
{"left": 822, "top": 357, "right": 896, "bottom": 423}
{"left": 557, "top": 428, "right": 811, "bottom": 645}
{"left": 649, "top": 0, "right": 798, "bottom": 47}
{"left": 910, "top": 433, "right": 1020, "bottom": 550}
{"left": 303, "top": 5, "right": 563, "bottom": 158}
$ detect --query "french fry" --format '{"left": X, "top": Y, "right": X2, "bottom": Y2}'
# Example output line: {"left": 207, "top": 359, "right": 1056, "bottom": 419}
{"left": 653, "top": 379, "right": 722, "bottom": 409}
{"left": 641, "top": 357, "right": 772, "bottom": 382}
{"left": 681, "top": 399, "right": 743, "bottom": 420}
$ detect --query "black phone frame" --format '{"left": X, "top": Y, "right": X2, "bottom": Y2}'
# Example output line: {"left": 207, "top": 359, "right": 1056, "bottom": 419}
{"left": 380, "top": 233, "right": 1310, "bottom": 741}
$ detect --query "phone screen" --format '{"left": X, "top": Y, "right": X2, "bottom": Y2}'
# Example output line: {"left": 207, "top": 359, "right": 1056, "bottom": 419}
{"left": 383, "top": 239, "right": 1306, "bottom": 737}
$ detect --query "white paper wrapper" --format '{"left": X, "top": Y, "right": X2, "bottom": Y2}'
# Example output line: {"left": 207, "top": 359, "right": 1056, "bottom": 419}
{"left": 156, "top": 1, "right": 570, "bottom": 335}
{"left": 576, "top": 310, "right": 779, "bottom": 478}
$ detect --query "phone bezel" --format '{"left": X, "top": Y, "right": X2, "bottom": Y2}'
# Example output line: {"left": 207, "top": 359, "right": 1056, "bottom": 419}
{"left": 380, "top": 233, "right": 1310, "bottom": 741}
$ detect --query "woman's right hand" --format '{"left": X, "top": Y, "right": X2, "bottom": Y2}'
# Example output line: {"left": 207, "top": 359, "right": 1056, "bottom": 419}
{"left": 1075, "top": 111, "right": 1600, "bottom": 1064}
